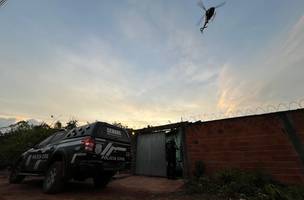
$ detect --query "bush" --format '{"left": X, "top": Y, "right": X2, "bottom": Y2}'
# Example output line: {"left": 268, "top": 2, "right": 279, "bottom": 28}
{"left": 284, "top": 185, "right": 304, "bottom": 200}
{"left": 185, "top": 168, "right": 304, "bottom": 200}
{"left": 186, "top": 176, "right": 220, "bottom": 194}
{"left": 0, "top": 121, "right": 57, "bottom": 169}
{"left": 263, "top": 184, "right": 286, "bottom": 200}
{"left": 215, "top": 169, "right": 277, "bottom": 198}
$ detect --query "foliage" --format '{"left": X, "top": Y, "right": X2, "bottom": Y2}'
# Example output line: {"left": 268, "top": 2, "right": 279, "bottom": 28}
{"left": 65, "top": 120, "right": 78, "bottom": 130}
{"left": 283, "top": 185, "right": 304, "bottom": 200}
{"left": 186, "top": 168, "right": 304, "bottom": 200}
{"left": 54, "top": 121, "right": 62, "bottom": 129}
{"left": 0, "top": 121, "right": 58, "bottom": 169}
{"left": 186, "top": 176, "right": 220, "bottom": 194}
{"left": 112, "top": 122, "right": 128, "bottom": 129}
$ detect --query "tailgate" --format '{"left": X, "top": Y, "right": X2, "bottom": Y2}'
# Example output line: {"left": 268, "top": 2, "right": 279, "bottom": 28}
{"left": 95, "top": 139, "right": 131, "bottom": 162}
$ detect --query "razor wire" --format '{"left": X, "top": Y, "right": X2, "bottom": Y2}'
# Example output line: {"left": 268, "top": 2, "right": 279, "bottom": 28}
{"left": 1, "top": 98, "right": 304, "bottom": 130}
{"left": 183, "top": 98, "right": 304, "bottom": 123}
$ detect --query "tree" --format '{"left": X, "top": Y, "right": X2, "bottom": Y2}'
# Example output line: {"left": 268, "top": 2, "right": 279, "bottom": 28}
{"left": 65, "top": 120, "right": 78, "bottom": 130}
{"left": 0, "top": 122, "right": 55, "bottom": 169}
{"left": 9, "top": 121, "right": 31, "bottom": 132}
{"left": 112, "top": 122, "right": 128, "bottom": 129}
{"left": 54, "top": 121, "right": 62, "bottom": 129}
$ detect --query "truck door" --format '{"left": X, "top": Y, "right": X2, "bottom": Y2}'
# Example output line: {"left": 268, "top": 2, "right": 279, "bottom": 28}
{"left": 24, "top": 134, "right": 55, "bottom": 172}
{"left": 24, "top": 131, "right": 65, "bottom": 172}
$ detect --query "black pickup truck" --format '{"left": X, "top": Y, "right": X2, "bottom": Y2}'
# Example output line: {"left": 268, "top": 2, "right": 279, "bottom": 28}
{"left": 9, "top": 122, "right": 131, "bottom": 193}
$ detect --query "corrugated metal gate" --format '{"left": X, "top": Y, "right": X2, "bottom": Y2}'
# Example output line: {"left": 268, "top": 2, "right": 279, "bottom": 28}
{"left": 135, "top": 133, "right": 166, "bottom": 177}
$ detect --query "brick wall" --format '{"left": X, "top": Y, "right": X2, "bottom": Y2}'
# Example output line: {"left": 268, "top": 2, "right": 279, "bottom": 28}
{"left": 185, "top": 109, "right": 304, "bottom": 184}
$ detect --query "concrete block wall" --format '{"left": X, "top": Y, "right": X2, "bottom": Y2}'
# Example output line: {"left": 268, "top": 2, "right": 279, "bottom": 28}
{"left": 185, "top": 109, "right": 304, "bottom": 184}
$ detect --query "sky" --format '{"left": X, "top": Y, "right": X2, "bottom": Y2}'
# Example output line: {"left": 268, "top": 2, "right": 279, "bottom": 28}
{"left": 0, "top": 0, "right": 304, "bottom": 128}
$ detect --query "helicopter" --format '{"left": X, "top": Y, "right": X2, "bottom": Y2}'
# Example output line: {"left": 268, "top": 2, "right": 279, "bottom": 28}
{"left": 197, "top": 0, "right": 226, "bottom": 33}
{"left": 0, "top": 0, "right": 8, "bottom": 8}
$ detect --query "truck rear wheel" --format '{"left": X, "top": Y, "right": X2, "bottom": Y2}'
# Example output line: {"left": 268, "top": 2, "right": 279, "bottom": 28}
{"left": 43, "top": 161, "right": 64, "bottom": 194}
{"left": 9, "top": 161, "right": 25, "bottom": 184}
{"left": 93, "top": 171, "right": 115, "bottom": 189}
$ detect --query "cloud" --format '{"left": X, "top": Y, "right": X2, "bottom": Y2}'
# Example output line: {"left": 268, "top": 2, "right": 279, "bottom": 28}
{"left": 0, "top": 0, "right": 225, "bottom": 127}
{"left": 3, "top": 1, "right": 302, "bottom": 128}
{"left": 217, "top": 15, "right": 304, "bottom": 113}
{"left": 0, "top": 117, "right": 17, "bottom": 128}
{"left": 48, "top": 38, "right": 220, "bottom": 127}
{"left": 0, "top": 116, "right": 40, "bottom": 130}
{"left": 20, "top": 3, "right": 221, "bottom": 127}
{"left": 0, "top": 0, "right": 226, "bottom": 127}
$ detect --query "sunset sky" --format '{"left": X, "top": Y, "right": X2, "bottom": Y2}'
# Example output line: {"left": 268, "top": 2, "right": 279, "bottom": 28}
{"left": 0, "top": 0, "right": 304, "bottom": 128}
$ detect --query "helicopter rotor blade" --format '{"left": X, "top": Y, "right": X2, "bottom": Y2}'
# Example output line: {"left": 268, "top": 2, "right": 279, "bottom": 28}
{"left": 0, "top": 0, "right": 8, "bottom": 8}
{"left": 197, "top": 0, "right": 207, "bottom": 11}
{"left": 214, "top": 1, "right": 226, "bottom": 9}
{"left": 196, "top": 15, "right": 205, "bottom": 26}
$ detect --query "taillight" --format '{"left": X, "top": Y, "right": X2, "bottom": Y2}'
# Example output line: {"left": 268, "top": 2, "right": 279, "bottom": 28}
{"left": 81, "top": 136, "right": 95, "bottom": 152}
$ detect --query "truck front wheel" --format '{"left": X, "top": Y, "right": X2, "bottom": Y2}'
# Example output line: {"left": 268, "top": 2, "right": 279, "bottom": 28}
{"left": 43, "top": 161, "right": 64, "bottom": 194}
{"left": 9, "top": 161, "right": 25, "bottom": 184}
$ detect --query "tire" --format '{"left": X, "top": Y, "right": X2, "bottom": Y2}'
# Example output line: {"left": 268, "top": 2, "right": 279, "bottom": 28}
{"left": 9, "top": 161, "right": 25, "bottom": 184}
{"left": 43, "top": 162, "right": 65, "bottom": 194}
{"left": 93, "top": 171, "right": 115, "bottom": 189}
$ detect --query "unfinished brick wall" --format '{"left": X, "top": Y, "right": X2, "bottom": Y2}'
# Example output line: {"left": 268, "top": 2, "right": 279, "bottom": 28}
{"left": 185, "top": 109, "right": 304, "bottom": 184}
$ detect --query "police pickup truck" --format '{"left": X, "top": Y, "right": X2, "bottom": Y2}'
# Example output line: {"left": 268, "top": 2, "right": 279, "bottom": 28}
{"left": 9, "top": 122, "right": 131, "bottom": 194}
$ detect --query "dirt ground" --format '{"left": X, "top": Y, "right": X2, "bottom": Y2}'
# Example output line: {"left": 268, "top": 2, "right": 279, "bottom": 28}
{"left": 0, "top": 172, "right": 211, "bottom": 200}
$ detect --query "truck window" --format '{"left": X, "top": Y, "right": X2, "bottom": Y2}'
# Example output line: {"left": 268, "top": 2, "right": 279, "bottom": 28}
{"left": 50, "top": 131, "right": 66, "bottom": 144}
{"left": 36, "top": 135, "right": 55, "bottom": 148}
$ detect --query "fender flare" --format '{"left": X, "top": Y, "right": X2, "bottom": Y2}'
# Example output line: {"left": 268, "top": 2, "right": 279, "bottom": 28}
{"left": 47, "top": 150, "right": 69, "bottom": 176}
